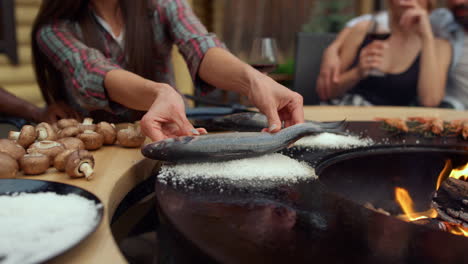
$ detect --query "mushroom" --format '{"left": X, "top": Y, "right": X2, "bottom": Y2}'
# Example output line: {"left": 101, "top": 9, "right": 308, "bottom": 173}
{"left": 78, "top": 118, "right": 96, "bottom": 132}
{"left": 58, "top": 126, "right": 80, "bottom": 138}
{"left": 0, "top": 139, "right": 26, "bottom": 161}
{"left": 77, "top": 130, "right": 104, "bottom": 150}
{"left": 57, "top": 118, "right": 79, "bottom": 129}
{"left": 65, "top": 150, "right": 95, "bottom": 180}
{"left": 27, "top": 141, "right": 65, "bottom": 165}
{"left": 117, "top": 125, "right": 146, "bottom": 148}
{"left": 20, "top": 153, "right": 50, "bottom": 175}
{"left": 8, "top": 125, "right": 37, "bottom": 148}
{"left": 96, "top": 122, "right": 117, "bottom": 145}
{"left": 0, "top": 153, "right": 18, "bottom": 179}
{"left": 36, "top": 122, "right": 57, "bottom": 141}
{"left": 54, "top": 149, "right": 75, "bottom": 172}
{"left": 57, "top": 137, "right": 85, "bottom": 150}
{"left": 52, "top": 123, "right": 60, "bottom": 133}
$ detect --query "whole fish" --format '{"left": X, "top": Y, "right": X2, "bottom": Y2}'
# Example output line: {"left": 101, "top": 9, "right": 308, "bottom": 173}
{"left": 142, "top": 121, "right": 346, "bottom": 163}
{"left": 208, "top": 112, "right": 343, "bottom": 132}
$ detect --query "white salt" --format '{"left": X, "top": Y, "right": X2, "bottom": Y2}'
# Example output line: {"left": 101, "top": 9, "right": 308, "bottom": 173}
{"left": 159, "top": 153, "right": 316, "bottom": 186}
{"left": 294, "top": 133, "right": 374, "bottom": 149}
{"left": 0, "top": 192, "right": 102, "bottom": 264}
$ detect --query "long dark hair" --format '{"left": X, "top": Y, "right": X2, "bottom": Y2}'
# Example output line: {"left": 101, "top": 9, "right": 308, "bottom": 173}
{"left": 32, "top": 0, "right": 156, "bottom": 105}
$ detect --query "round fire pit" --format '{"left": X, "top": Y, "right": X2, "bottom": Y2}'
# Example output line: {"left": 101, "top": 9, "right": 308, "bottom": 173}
{"left": 154, "top": 145, "right": 468, "bottom": 264}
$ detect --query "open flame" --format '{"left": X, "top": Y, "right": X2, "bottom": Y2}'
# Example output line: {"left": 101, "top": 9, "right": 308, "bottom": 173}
{"left": 395, "top": 187, "right": 437, "bottom": 222}
{"left": 447, "top": 162, "right": 468, "bottom": 182}
{"left": 394, "top": 160, "right": 468, "bottom": 237}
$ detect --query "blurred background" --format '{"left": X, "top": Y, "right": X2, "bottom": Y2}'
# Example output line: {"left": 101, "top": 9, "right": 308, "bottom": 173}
{"left": 0, "top": 0, "right": 445, "bottom": 107}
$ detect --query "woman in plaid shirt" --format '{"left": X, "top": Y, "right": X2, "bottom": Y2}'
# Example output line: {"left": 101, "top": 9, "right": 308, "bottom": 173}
{"left": 32, "top": 0, "right": 304, "bottom": 141}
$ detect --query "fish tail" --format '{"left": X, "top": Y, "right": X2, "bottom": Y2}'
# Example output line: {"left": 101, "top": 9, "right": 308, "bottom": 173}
{"left": 310, "top": 119, "right": 347, "bottom": 132}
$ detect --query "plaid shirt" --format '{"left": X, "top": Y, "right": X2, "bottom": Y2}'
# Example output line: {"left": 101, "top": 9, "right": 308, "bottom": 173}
{"left": 36, "top": 0, "right": 224, "bottom": 122}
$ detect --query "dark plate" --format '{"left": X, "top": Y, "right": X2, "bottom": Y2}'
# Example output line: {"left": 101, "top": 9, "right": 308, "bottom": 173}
{"left": 0, "top": 179, "right": 104, "bottom": 263}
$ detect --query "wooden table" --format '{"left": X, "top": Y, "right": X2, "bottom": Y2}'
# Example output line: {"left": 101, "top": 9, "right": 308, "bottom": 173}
{"left": 17, "top": 106, "right": 467, "bottom": 263}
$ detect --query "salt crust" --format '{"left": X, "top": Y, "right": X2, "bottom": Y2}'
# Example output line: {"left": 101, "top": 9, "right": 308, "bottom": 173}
{"left": 159, "top": 153, "right": 316, "bottom": 185}
{"left": 294, "top": 133, "right": 374, "bottom": 149}
{"left": 0, "top": 192, "right": 102, "bottom": 264}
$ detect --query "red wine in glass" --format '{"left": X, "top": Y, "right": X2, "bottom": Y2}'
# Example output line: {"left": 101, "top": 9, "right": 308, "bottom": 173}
{"left": 249, "top": 38, "right": 280, "bottom": 74}
{"left": 368, "top": 33, "right": 391, "bottom": 41}
{"left": 251, "top": 63, "right": 279, "bottom": 74}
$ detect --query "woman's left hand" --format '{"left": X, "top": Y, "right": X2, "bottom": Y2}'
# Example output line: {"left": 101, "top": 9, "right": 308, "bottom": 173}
{"left": 399, "top": 0, "right": 433, "bottom": 39}
{"left": 247, "top": 73, "right": 304, "bottom": 132}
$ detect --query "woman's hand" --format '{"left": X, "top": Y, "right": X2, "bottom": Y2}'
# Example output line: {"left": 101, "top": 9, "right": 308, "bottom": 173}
{"left": 357, "top": 41, "right": 387, "bottom": 78}
{"left": 140, "top": 84, "right": 207, "bottom": 142}
{"left": 316, "top": 46, "right": 342, "bottom": 101}
{"left": 399, "top": 0, "right": 433, "bottom": 40}
{"left": 37, "top": 101, "right": 82, "bottom": 123}
{"left": 247, "top": 73, "right": 304, "bottom": 132}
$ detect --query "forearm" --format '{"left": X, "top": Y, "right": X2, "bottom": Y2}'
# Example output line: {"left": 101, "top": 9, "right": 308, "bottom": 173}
{"left": 328, "top": 68, "right": 362, "bottom": 99}
{"left": 105, "top": 69, "right": 163, "bottom": 111}
{"left": 198, "top": 47, "right": 259, "bottom": 96}
{"left": 0, "top": 88, "right": 42, "bottom": 122}
{"left": 417, "top": 36, "right": 445, "bottom": 107}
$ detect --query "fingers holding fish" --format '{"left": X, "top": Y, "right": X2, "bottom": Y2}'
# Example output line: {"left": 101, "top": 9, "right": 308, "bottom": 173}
{"left": 140, "top": 87, "right": 206, "bottom": 142}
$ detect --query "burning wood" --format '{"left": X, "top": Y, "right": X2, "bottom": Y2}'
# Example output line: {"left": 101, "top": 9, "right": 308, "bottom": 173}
{"left": 432, "top": 178, "right": 468, "bottom": 228}
{"left": 364, "top": 202, "right": 391, "bottom": 216}
{"left": 392, "top": 160, "right": 468, "bottom": 237}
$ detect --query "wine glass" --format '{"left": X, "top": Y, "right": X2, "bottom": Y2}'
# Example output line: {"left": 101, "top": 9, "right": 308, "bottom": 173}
{"left": 249, "top": 38, "right": 279, "bottom": 74}
{"left": 366, "top": 12, "right": 391, "bottom": 77}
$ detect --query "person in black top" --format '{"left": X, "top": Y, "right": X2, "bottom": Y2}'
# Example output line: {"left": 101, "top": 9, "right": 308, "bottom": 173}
{"left": 320, "top": 0, "right": 452, "bottom": 107}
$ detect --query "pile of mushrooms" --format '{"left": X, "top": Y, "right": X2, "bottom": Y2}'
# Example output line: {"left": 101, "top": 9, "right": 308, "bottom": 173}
{"left": 0, "top": 117, "right": 146, "bottom": 179}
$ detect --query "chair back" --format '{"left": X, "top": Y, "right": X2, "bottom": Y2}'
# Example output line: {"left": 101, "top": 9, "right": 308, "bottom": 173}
{"left": 293, "top": 32, "right": 336, "bottom": 105}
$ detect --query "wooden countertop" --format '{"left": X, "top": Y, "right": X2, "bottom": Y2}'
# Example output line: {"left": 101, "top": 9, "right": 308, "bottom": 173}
{"left": 16, "top": 106, "right": 467, "bottom": 263}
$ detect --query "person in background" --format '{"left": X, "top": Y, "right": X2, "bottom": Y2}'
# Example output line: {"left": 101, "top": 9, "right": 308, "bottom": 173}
{"left": 315, "top": 0, "right": 450, "bottom": 107}
{"left": 0, "top": 86, "right": 78, "bottom": 124}
{"left": 32, "top": 0, "right": 304, "bottom": 142}
{"left": 317, "top": 0, "right": 468, "bottom": 110}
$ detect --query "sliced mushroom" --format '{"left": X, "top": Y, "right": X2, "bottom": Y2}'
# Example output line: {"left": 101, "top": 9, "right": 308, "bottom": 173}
{"left": 96, "top": 122, "right": 117, "bottom": 145}
{"left": 58, "top": 126, "right": 80, "bottom": 138}
{"left": 0, "top": 153, "right": 18, "bottom": 179}
{"left": 78, "top": 118, "right": 96, "bottom": 132}
{"left": 77, "top": 130, "right": 104, "bottom": 150}
{"left": 27, "top": 141, "right": 65, "bottom": 165}
{"left": 36, "top": 122, "right": 57, "bottom": 141}
{"left": 0, "top": 139, "right": 26, "bottom": 161}
{"left": 57, "top": 118, "right": 79, "bottom": 129}
{"left": 8, "top": 125, "right": 37, "bottom": 148}
{"left": 65, "top": 150, "right": 95, "bottom": 180}
{"left": 57, "top": 137, "right": 85, "bottom": 150}
{"left": 20, "top": 153, "right": 50, "bottom": 175}
{"left": 117, "top": 125, "right": 146, "bottom": 148}
{"left": 54, "top": 149, "right": 75, "bottom": 172}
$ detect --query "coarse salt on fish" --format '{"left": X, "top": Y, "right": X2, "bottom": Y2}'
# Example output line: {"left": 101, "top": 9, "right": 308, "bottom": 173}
{"left": 158, "top": 153, "right": 316, "bottom": 185}
{"left": 294, "top": 133, "right": 374, "bottom": 149}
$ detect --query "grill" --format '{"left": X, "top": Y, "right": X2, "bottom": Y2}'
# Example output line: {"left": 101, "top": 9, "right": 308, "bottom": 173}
{"left": 154, "top": 121, "right": 468, "bottom": 264}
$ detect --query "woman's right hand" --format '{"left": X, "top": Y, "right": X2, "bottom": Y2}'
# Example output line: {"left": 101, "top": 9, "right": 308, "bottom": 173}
{"left": 140, "top": 85, "right": 207, "bottom": 142}
{"left": 357, "top": 41, "right": 387, "bottom": 78}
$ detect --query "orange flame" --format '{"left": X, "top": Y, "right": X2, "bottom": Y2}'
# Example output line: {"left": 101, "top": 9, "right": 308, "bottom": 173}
{"left": 395, "top": 186, "right": 468, "bottom": 237}
{"left": 447, "top": 225, "right": 468, "bottom": 236}
{"left": 395, "top": 187, "right": 437, "bottom": 221}
{"left": 436, "top": 159, "right": 452, "bottom": 190}
{"left": 448, "top": 162, "right": 468, "bottom": 181}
